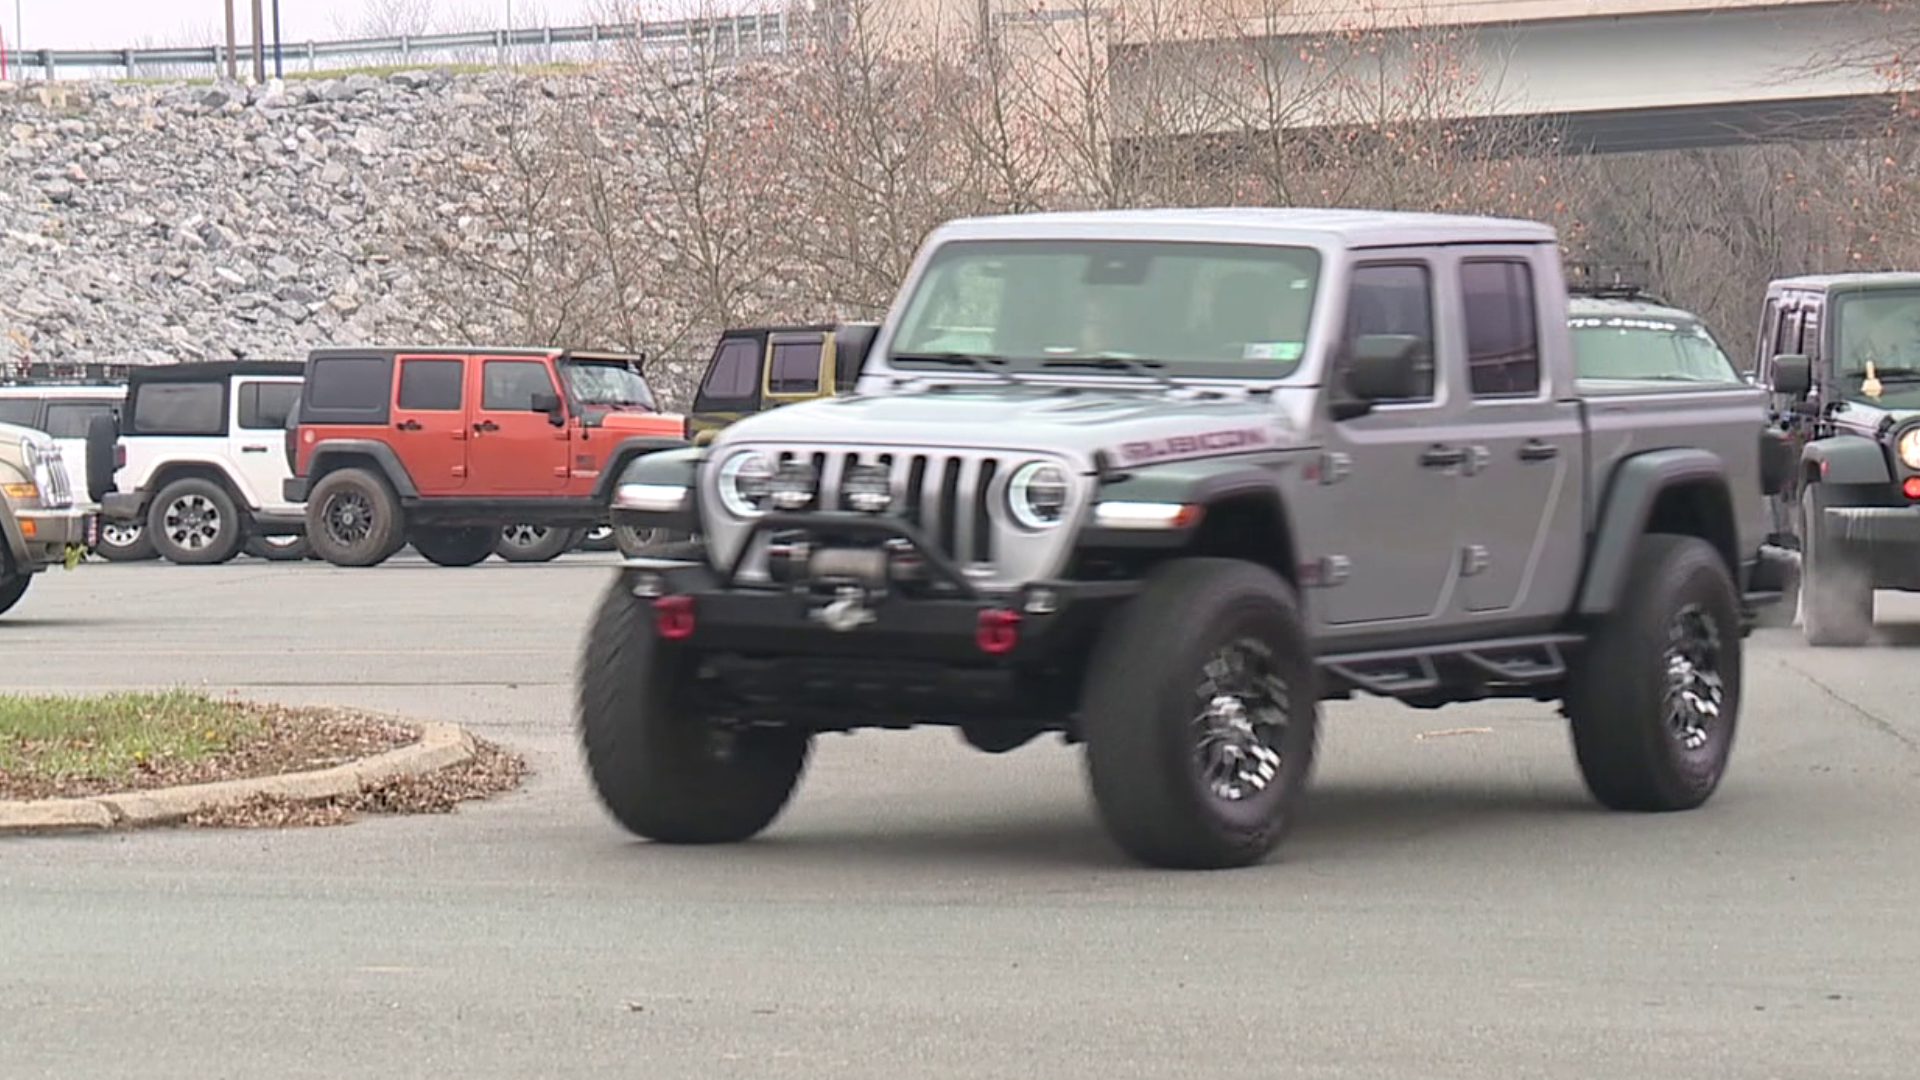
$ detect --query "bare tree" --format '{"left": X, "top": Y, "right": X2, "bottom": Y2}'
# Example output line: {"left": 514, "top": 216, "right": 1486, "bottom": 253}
{"left": 385, "top": 78, "right": 631, "bottom": 349}
{"left": 765, "top": 0, "right": 982, "bottom": 315}
{"left": 593, "top": 0, "right": 796, "bottom": 364}
{"left": 331, "top": 0, "right": 438, "bottom": 38}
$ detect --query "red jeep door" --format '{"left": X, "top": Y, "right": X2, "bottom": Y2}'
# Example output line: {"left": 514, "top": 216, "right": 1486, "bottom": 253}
{"left": 469, "top": 355, "right": 570, "bottom": 495}
{"left": 390, "top": 354, "right": 470, "bottom": 495}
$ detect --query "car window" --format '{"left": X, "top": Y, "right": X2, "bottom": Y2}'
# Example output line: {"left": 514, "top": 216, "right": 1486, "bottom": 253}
{"left": 307, "top": 356, "right": 390, "bottom": 411}
{"left": 1569, "top": 314, "right": 1744, "bottom": 383}
{"left": 768, "top": 340, "right": 823, "bottom": 394}
{"left": 1341, "top": 262, "right": 1436, "bottom": 403}
{"left": 0, "top": 398, "right": 40, "bottom": 427}
{"left": 131, "top": 382, "right": 224, "bottom": 435}
{"left": 397, "top": 359, "right": 464, "bottom": 411}
{"left": 482, "top": 360, "right": 556, "bottom": 411}
{"left": 1461, "top": 259, "right": 1541, "bottom": 398}
{"left": 696, "top": 340, "right": 760, "bottom": 406}
{"left": 888, "top": 239, "right": 1323, "bottom": 376}
{"left": 43, "top": 401, "right": 118, "bottom": 438}
{"left": 237, "top": 381, "right": 300, "bottom": 430}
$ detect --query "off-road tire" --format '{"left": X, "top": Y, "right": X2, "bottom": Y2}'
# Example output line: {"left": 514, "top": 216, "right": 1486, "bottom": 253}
{"left": 1799, "top": 484, "right": 1873, "bottom": 646}
{"left": 494, "top": 524, "right": 579, "bottom": 563}
{"left": 410, "top": 526, "right": 496, "bottom": 567}
{"left": 94, "top": 521, "right": 157, "bottom": 562}
{"left": 307, "top": 468, "right": 407, "bottom": 568}
{"left": 147, "top": 477, "right": 245, "bottom": 565}
{"left": 0, "top": 571, "right": 28, "bottom": 615}
{"left": 244, "top": 534, "right": 311, "bottom": 562}
{"left": 1079, "top": 558, "right": 1320, "bottom": 870}
{"left": 576, "top": 571, "right": 812, "bottom": 844}
{"left": 1566, "top": 533, "right": 1743, "bottom": 813}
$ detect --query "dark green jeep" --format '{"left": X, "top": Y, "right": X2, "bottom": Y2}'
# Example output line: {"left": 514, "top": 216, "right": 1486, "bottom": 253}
{"left": 1752, "top": 271, "right": 1920, "bottom": 645}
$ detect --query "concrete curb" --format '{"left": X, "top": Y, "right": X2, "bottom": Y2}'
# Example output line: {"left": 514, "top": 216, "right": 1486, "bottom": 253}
{"left": 0, "top": 719, "right": 476, "bottom": 836}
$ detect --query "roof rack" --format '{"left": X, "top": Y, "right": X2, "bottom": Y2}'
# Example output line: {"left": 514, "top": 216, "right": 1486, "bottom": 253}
{"left": 0, "top": 360, "right": 138, "bottom": 387}
{"left": 1565, "top": 260, "right": 1669, "bottom": 306}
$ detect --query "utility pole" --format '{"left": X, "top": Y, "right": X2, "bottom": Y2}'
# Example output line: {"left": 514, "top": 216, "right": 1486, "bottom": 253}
{"left": 222, "top": 0, "right": 238, "bottom": 80}
{"left": 270, "top": 0, "right": 282, "bottom": 79}
{"left": 248, "top": 0, "right": 265, "bottom": 83}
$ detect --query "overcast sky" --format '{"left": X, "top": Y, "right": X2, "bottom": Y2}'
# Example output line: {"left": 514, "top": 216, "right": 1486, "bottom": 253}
{"left": 5, "top": 0, "right": 766, "bottom": 50}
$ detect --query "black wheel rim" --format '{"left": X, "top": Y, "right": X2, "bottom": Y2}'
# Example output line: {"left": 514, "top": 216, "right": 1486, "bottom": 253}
{"left": 323, "top": 490, "right": 374, "bottom": 547}
{"left": 1190, "top": 637, "right": 1291, "bottom": 802}
{"left": 1664, "top": 603, "right": 1725, "bottom": 753}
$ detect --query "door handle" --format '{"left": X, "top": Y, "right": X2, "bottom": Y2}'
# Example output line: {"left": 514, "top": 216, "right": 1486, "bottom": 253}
{"left": 473, "top": 420, "right": 499, "bottom": 433}
{"left": 396, "top": 419, "right": 422, "bottom": 431}
{"left": 1419, "top": 445, "right": 1467, "bottom": 468}
{"left": 240, "top": 444, "right": 268, "bottom": 453}
{"left": 1518, "top": 440, "right": 1559, "bottom": 462}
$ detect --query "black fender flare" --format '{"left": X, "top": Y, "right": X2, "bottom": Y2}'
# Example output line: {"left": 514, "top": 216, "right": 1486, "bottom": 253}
{"left": 306, "top": 440, "right": 420, "bottom": 498}
{"left": 1076, "top": 455, "right": 1296, "bottom": 554}
{"left": 1801, "top": 434, "right": 1891, "bottom": 486}
{"left": 590, "top": 437, "right": 692, "bottom": 503}
{"left": 1576, "top": 447, "right": 1735, "bottom": 616}
{"left": 603, "top": 445, "right": 703, "bottom": 532}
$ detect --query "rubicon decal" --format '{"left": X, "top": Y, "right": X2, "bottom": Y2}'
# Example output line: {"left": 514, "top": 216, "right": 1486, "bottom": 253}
{"left": 1116, "top": 428, "right": 1272, "bottom": 464}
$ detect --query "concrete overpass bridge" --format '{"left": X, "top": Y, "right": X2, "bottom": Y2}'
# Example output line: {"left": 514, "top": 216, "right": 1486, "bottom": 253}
{"left": 899, "top": 0, "right": 1907, "bottom": 154}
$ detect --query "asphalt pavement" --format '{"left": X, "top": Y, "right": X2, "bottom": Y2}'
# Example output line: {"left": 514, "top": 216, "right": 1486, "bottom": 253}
{"left": 2, "top": 554, "right": 1918, "bottom": 1080}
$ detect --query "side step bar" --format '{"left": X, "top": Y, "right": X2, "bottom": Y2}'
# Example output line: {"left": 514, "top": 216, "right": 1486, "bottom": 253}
{"left": 1316, "top": 633, "right": 1584, "bottom": 700}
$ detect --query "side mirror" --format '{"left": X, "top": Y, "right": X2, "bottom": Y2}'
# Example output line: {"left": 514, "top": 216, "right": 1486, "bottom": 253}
{"left": 1772, "top": 353, "right": 1812, "bottom": 398}
{"left": 529, "top": 389, "right": 565, "bottom": 426}
{"left": 1347, "top": 334, "right": 1424, "bottom": 400}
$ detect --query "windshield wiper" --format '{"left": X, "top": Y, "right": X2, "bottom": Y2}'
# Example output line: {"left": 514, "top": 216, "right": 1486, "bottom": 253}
{"left": 890, "top": 351, "right": 1024, "bottom": 385}
{"left": 1038, "top": 353, "right": 1179, "bottom": 391}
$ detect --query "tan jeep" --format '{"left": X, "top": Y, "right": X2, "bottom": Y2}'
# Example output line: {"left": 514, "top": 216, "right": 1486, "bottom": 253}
{"left": 683, "top": 323, "right": 879, "bottom": 446}
{"left": 1, "top": 420, "right": 93, "bottom": 616}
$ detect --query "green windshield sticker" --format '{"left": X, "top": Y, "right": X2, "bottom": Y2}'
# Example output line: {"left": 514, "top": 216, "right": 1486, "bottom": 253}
{"left": 1244, "top": 341, "right": 1304, "bottom": 362}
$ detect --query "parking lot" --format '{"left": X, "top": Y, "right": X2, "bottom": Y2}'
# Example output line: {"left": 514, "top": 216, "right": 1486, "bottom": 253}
{"left": 4, "top": 556, "right": 1920, "bottom": 1079}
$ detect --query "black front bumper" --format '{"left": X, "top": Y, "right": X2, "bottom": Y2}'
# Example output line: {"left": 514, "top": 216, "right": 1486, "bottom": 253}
{"left": 622, "top": 556, "right": 1134, "bottom": 665}
{"left": 619, "top": 512, "right": 1138, "bottom": 665}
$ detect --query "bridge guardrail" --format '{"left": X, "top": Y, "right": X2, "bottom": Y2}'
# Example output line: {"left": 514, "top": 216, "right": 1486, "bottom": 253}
{"left": 0, "top": 11, "right": 813, "bottom": 82}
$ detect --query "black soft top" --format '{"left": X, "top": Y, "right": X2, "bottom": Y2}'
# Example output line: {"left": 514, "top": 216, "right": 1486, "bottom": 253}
{"left": 127, "top": 360, "right": 306, "bottom": 386}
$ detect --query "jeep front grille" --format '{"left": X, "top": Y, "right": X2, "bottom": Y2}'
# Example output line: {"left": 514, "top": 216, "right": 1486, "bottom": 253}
{"left": 772, "top": 447, "right": 1002, "bottom": 564}
{"left": 47, "top": 451, "right": 73, "bottom": 507}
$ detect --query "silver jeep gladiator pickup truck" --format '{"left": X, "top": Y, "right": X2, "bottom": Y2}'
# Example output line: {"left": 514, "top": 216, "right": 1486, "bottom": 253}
{"left": 583, "top": 208, "right": 1795, "bottom": 870}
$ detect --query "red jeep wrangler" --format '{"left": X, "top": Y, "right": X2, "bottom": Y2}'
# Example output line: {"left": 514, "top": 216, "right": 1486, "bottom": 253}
{"left": 284, "top": 347, "right": 686, "bottom": 567}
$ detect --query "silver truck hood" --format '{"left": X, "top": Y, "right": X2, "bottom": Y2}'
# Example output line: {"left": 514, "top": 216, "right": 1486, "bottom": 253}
{"left": 711, "top": 383, "right": 1312, "bottom": 469}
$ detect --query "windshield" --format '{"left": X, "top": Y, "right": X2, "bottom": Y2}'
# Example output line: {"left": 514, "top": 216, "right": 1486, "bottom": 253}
{"left": 562, "top": 361, "right": 656, "bottom": 410}
{"left": 888, "top": 239, "right": 1323, "bottom": 378}
{"left": 1833, "top": 288, "right": 1920, "bottom": 405}
{"left": 1569, "top": 314, "right": 1743, "bottom": 383}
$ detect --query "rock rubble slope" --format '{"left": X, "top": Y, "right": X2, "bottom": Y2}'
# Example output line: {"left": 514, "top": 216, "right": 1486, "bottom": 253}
{"left": 0, "top": 69, "right": 713, "bottom": 401}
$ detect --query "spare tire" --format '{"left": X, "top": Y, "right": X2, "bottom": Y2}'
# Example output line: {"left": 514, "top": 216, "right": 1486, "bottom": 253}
{"left": 85, "top": 412, "right": 120, "bottom": 504}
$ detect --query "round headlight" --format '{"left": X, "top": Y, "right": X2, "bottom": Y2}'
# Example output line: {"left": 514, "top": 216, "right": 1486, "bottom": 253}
{"left": 1006, "top": 461, "right": 1070, "bottom": 530}
{"left": 716, "top": 450, "right": 775, "bottom": 517}
{"left": 1898, "top": 427, "right": 1920, "bottom": 471}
